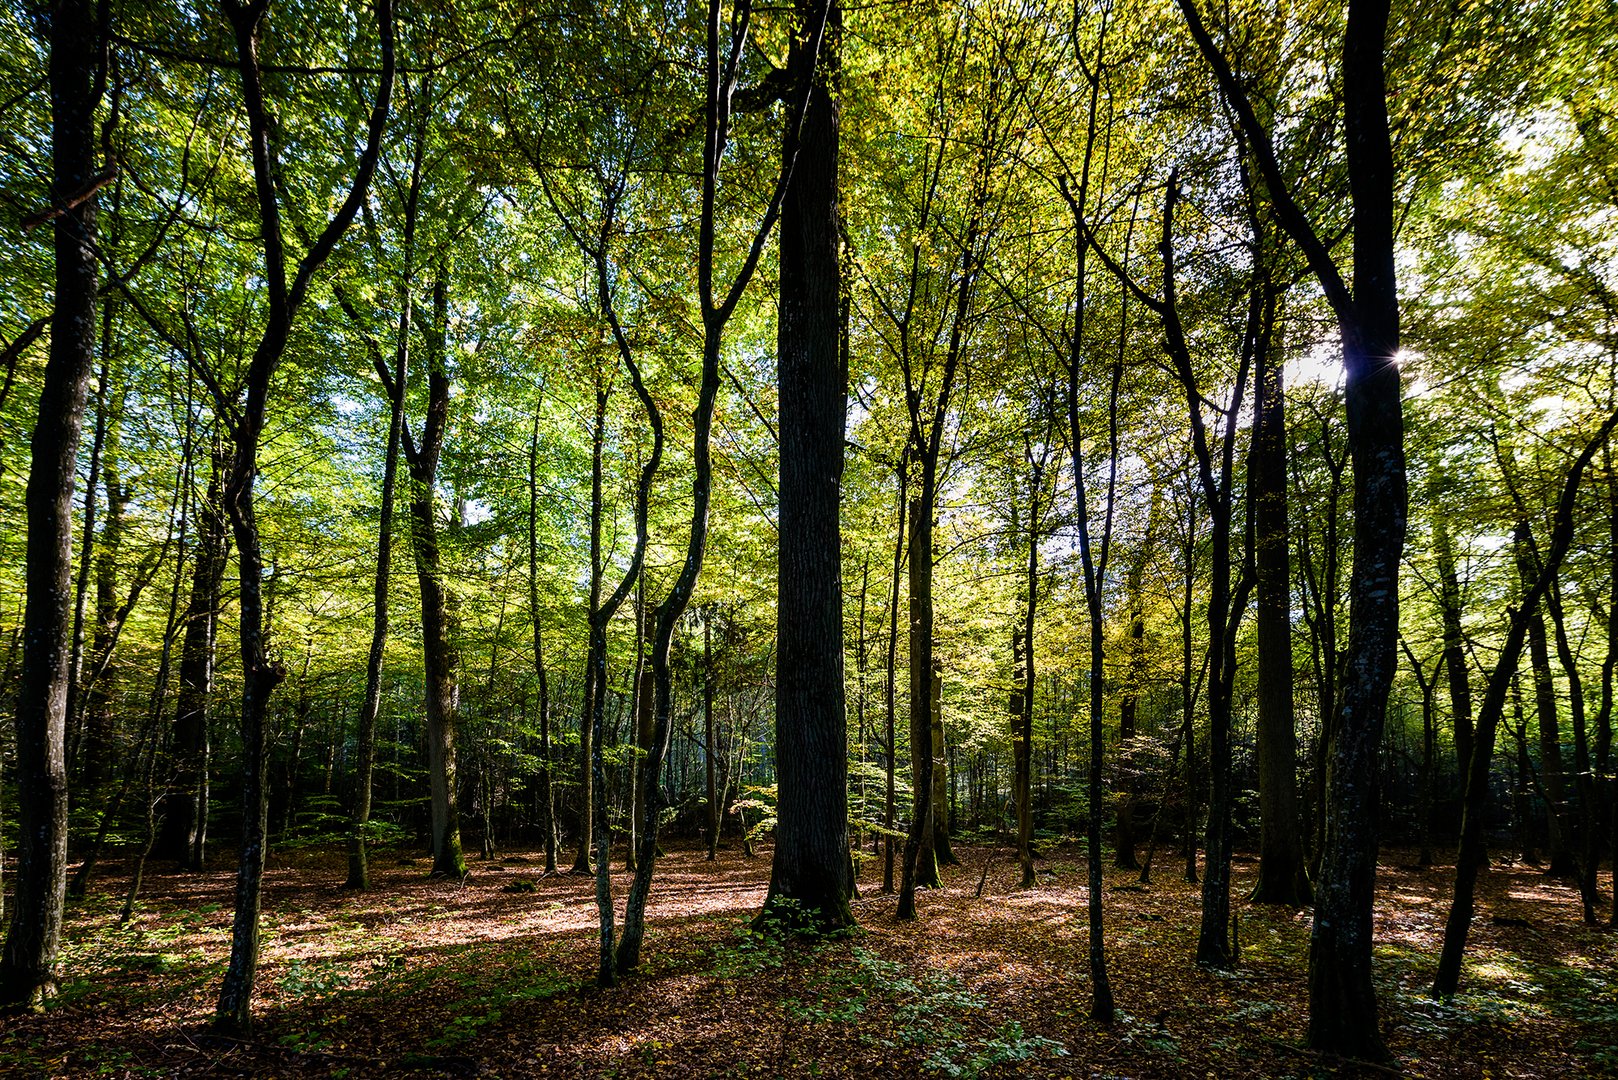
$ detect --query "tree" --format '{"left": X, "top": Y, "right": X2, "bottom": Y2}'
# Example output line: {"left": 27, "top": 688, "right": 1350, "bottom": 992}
{"left": 763, "top": 0, "right": 854, "bottom": 933}
{"left": 1181, "top": 0, "right": 1406, "bottom": 1055}
{"left": 618, "top": 0, "right": 831, "bottom": 974}
{"left": 211, "top": 0, "right": 393, "bottom": 1032}
{"left": 1433, "top": 407, "right": 1618, "bottom": 996}
{"left": 0, "top": 0, "right": 103, "bottom": 1013}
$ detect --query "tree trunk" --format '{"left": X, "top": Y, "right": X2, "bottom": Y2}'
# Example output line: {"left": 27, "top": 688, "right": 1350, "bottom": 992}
{"left": 157, "top": 437, "right": 228, "bottom": 869}
{"left": 347, "top": 126, "right": 422, "bottom": 890}
{"left": 411, "top": 271, "right": 466, "bottom": 880}
{"left": 1526, "top": 601, "right": 1573, "bottom": 877}
{"left": 897, "top": 490, "right": 941, "bottom": 917}
{"left": 213, "top": 0, "right": 391, "bottom": 1032}
{"left": 79, "top": 451, "right": 129, "bottom": 794}
{"left": 1434, "top": 414, "right": 1615, "bottom": 995}
{"left": 705, "top": 614, "right": 719, "bottom": 861}
{"left": 882, "top": 461, "right": 906, "bottom": 894}
{"left": 763, "top": 0, "right": 851, "bottom": 925}
{"left": 529, "top": 412, "right": 558, "bottom": 874}
{"left": 1249, "top": 295, "right": 1310, "bottom": 906}
{"left": 1179, "top": 0, "right": 1405, "bottom": 1055}
{"left": 1544, "top": 579, "right": 1598, "bottom": 918}
{"left": 0, "top": 0, "right": 100, "bottom": 1013}
{"left": 1114, "top": 540, "right": 1145, "bottom": 873}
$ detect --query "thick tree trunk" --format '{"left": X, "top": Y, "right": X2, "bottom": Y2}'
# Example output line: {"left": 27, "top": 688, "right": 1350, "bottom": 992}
{"left": 618, "top": 0, "right": 824, "bottom": 970}
{"left": 0, "top": 0, "right": 100, "bottom": 1011}
{"left": 1179, "top": 0, "right": 1404, "bottom": 1055}
{"left": 411, "top": 273, "right": 466, "bottom": 880}
{"left": 764, "top": 0, "right": 851, "bottom": 924}
{"left": 1249, "top": 300, "right": 1310, "bottom": 906}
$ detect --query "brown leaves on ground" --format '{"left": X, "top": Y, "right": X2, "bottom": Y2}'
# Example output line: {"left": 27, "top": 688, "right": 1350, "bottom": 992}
{"left": 3, "top": 841, "right": 1614, "bottom": 1078}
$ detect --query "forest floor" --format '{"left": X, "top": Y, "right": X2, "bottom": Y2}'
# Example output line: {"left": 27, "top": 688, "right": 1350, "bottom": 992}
{"left": 2, "top": 839, "right": 1615, "bottom": 1079}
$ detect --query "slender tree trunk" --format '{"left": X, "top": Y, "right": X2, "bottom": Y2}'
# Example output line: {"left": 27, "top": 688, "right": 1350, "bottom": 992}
{"left": 79, "top": 446, "right": 128, "bottom": 794}
{"left": 1432, "top": 481, "right": 1474, "bottom": 785}
{"left": 1114, "top": 537, "right": 1146, "bottom": 872}
{"left": 573, "top": 383, "right": 609, "bottom": 876}
{"left": 1511, "top": 683, "right": 1539, "bottom": 864}
{"left": 157, "top": 437, "right": 227, "bottom": 868}
{"left": 882, "top": 461, "right": 906, "bottom": 894}
{"left": 705, "top": 615, "right": 719, "bottom": 861}
{"left": 1526, "top": 599, "right": 1573, "bottom": 877}
{"left": 1545, "top": 579, "right": 1599, "bottom": 918}
{"left": 1434, "top": 414, "right": 1615, "bottom": 994}
{"left": 1015, "top": 443, "right": 1046, "bottom": 888}
{"left": 64, "top": 359, "right": 107, "bottom": 770}
{"left": 1182, "top": 483, "right": 1200, "bottom": 885}
{"left": 529, "top": 412, "right": 558, "bottom": 874}
{"left": 213, "top": 0, "right": 391, "bottom": 1032}
{"left": 347, "top": 129, "right": 422, "bottom": 890}
{"left": 897, "top": 489, "right": 940, "bottom": 918}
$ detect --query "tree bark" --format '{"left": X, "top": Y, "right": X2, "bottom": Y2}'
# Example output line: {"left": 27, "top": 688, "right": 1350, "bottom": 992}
{"left": 157, "top": 437, "right": 227, "bottom": 869}
{"left": 1249, "top": 290, "right": 1311, "bottom": 906}
{"left": 409, "top": 271, "right": 466, "bottom": 880}
{"left": 0, "top": 0, "right": 101, "bottom": 1012}
{"left": 763, "top": 0, "right": 852, "bottom": 924}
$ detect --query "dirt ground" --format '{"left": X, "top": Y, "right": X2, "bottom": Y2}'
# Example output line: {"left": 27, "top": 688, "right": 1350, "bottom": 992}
{"left": 2, "top": 840, "right": 1613, "bottom": 1078}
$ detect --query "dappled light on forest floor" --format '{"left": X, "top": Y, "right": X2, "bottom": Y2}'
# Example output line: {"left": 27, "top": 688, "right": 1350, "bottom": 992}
{"left": 3, "top": 841, "right": 1613, "bottom": 1077}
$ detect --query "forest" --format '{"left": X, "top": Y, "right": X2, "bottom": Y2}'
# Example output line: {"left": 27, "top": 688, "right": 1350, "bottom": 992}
{"left": 1, "top": 0, "right": 1616, "bottom": 1075}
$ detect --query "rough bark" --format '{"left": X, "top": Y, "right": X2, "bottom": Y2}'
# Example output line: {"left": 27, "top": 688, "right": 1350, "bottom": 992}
{"left": 1180, "top": 0, "right": 1405, "bottom": 1056}
{"left": 409, "top": 272, "right": 466, "bottom": 881}
{"left": 763, "top": 0, "right": 852, "bottom": 928}
{"left": 1249, "top": 294, "right": 1311, "bottom": 906}
{"left": 0, "top": 0, "right": 101, "bottom": 1012}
